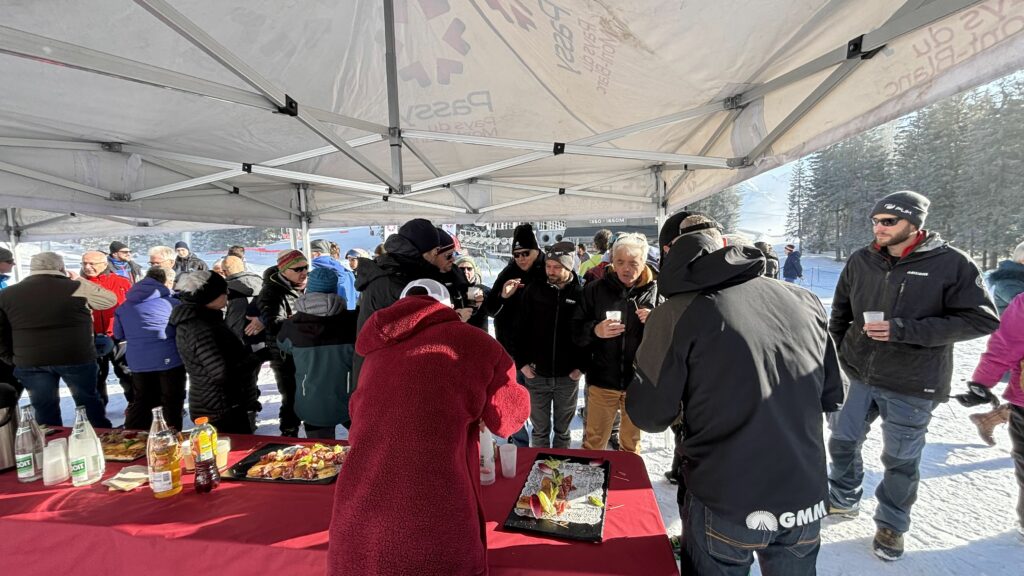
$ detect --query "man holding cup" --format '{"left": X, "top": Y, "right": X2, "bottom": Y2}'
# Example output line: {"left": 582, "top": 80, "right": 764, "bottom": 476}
{"left": 826, "top": 191, "right": 999, "bottom": 561}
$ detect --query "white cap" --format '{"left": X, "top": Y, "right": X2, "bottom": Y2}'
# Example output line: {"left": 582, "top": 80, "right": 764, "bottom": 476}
{"left": 400, "top": 278, "right": 452, "bottom": 308}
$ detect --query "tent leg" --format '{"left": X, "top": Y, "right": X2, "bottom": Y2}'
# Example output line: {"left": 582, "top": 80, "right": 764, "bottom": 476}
{"left": 654, "top": 167, "right": 667, "bottom": 235}
{"left": 5, "top": 208, "right": 19, "bottom": 282}
{"left": 299, "top": 184, "right": 312, "bottom": 256}
{"left": 383, "top": 0, "right": 404, "bottom": 193}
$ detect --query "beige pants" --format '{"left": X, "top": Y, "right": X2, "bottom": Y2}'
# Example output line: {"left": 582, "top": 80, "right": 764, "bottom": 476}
{"left": 583, "top": 386, "right": 642, "bottom": 453}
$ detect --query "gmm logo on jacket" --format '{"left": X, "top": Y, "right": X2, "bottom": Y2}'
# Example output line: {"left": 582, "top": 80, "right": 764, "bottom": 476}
{"left": 745, "top": 501, "right": 827, "bottom": 531}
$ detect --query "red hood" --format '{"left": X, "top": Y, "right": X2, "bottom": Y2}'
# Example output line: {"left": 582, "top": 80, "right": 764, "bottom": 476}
{"left": 356, "top": 296, "right": 460, "bottom": 356}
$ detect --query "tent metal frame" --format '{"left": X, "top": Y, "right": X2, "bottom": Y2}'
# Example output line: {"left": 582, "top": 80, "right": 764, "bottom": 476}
{"left": 0, "top": 0, "right": 992, "bottom": 229}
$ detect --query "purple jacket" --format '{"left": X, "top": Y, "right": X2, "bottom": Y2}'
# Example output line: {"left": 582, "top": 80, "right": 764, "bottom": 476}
{"left": 113, "top": 278, "right": 183, "bottom": 373}
{"left": 972, "top": 292, "right": 1024, "bottom": 407}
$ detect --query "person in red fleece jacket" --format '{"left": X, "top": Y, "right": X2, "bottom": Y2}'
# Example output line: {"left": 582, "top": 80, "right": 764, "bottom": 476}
{"left": 328, "top": 280, "right": 530, "bottom": 576}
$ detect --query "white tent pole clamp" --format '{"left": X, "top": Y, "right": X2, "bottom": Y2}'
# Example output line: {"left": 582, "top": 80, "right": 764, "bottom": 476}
{"left": 0, "top": 160, "right": 112, "bottom": 199}
{"left": 0, "top": 25, "right": 384, "bottom": 135}
{"left": 383, "top": 0, "right": 404, "bottom": 191}
{"left": 132, "top": 0, "right": 400, "bottom": 191}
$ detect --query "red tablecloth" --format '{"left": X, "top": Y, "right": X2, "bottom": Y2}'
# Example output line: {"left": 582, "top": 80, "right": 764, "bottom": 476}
{"left": 0, "top": 431, "right": 677, "bottom": 575}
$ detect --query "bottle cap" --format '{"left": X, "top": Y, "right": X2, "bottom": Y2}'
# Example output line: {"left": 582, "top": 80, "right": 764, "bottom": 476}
{"left": 195, "top": 417, "right": 209, "bottom": 425}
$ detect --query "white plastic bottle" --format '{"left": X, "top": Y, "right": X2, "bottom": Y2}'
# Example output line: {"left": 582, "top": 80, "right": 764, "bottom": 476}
{"left": 68, "top": 406, "right": 106, "bottom": 486}
{"left": 480, "top": 425, "right": 495, "bottom": 486}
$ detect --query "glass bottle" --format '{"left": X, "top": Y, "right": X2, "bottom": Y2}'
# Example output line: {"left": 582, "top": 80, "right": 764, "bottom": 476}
{"left": 14, "top": 405, "right": 44, "bottom": 482}
{"left": 68, "top": 405, "right": 105, "bottom": 486}
{"left": 147, "top": 407, "right": 183, "bottom": 499}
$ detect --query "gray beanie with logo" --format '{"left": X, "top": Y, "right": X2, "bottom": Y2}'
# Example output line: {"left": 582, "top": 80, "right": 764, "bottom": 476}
{"left": 871, "top": 191, "right": 930, "bottom": 228}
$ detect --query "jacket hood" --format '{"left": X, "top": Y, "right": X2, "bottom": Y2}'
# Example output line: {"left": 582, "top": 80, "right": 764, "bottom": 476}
{"left": 125, "top": 277, "right": 172, "bottom": 304}
{"left": 168, "top": 300, "right": 221, "bottom": 326}
{"left": 313, "top": 254, "right": 353, "bottom": 273}
{"left": 383, "top": 233, "right": 425, "bottom": 259}
{"left": 659, "top": 234, "right": 765, "bottom": 296}
{"left": 990, "top": 259, "right": 1024, "bottom": 282}
{"left": 295, "top": 292, "right": 346, "bottom": 316}
{"left": 356, "top": 295, "right": 459, "bottom": 356}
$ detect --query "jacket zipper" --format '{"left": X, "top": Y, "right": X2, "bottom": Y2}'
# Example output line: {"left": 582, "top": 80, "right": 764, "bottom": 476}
{"left": 551, "top": 285, "right": 560, "bottom": 376}
{"left": 619, "top": 290, "right": 630, "bottom": 389}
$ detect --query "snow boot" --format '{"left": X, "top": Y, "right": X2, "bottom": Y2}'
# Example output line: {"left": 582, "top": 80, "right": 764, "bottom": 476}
{"left": 970, "top": 404, "right": 1011, "bottom": 446}
{"left": 872, "top": 527, "right": 904, "bottom": 561}
{"left": 827, "top": 501, "right": 859, "bottom": 519}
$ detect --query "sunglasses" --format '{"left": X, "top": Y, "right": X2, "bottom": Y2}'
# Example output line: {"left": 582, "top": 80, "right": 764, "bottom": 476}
{"left": 512, "top": 251, "right": 532, "bottom": 259}
{"left": 458, "top": 266, "right": 474, "bottom": 271}
{"left": 290, "top": 266, "right": 309, "bottom": 273}
{"left": 871, "top": 216, "right": 904, "bottom": 227}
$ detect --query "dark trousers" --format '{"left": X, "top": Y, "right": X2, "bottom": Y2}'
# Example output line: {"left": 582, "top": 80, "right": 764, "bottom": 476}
{"left": 0, "top": 360, "right": 21, "bottom": 401}
{"left": 97, "top": 353, "right": 133, "bottom": 406}
{"left": 205, "top": 408, "right": 254, "bottom": 435}
{"left": 269, "top": 350, "right": 299, "bottom": 436}
{"left": 1010, "top": 404, "right": 1024, "bottom": 528}
{"left": 304, "top": 423, "right": 337, "bottom": 439}
{"left": 124, "top": 366, "right": 187, "bottom": 432}
{"left": 525, "top": 376, "right": 578, "bottom": 449}
{"left": 680, "top": 492, "right": 820, "bottom": 575}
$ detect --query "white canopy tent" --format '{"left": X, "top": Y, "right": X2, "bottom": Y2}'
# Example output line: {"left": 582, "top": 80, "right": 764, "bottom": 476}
{"left": 1, "top": 0, "right": 1022, "bottom": 238}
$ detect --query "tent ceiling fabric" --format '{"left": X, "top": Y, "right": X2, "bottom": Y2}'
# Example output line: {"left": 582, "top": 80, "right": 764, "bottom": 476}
{"left": 0, "top": 0, "right": 1022, "bottom": 237}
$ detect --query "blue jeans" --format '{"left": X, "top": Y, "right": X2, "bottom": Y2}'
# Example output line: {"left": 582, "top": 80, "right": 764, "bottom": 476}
{"left": 14, "top": 363, "right": 112, "bottom": 428}
{"left": 827, "top": 377, "right": 937, "bottom": 533}
{"left": 508, "top": 370, "right": 532, "bottom": 447}
{"left": 680, "top": 492, "right": 820, "bottom": 575}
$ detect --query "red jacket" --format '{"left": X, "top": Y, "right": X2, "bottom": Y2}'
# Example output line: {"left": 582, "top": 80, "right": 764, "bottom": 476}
{"left": 85, "top": 272, "right": 130, "bottom": 336}
{"left": 328, "top": 296, "right": 529, "bottom": 576}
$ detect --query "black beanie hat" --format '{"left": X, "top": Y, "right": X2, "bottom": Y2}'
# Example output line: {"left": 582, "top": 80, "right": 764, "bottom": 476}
{"left": 398, "top": 218, "right": 440, "bottom": 253}
{"left": 178, "top": 270, "right": 228, "bottom": 306}
{"left": 512, "top": 223, "right": 539, "bottom": 252}
{"left": 174, "top": 241, "right": 189, "bottom": 250}
{"left": 109, "top": 240, "right": 129, "bottom": 254}
{"left": 658, "top": 211, "right": 691, "bottom": 250}
{"left": 871, "top": 191, "right": 930, "bottom": 228}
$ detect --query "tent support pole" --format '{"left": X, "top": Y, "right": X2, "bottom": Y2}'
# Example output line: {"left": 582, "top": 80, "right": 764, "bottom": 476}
{"left": 5, "top": 208, "right": 19, "bottom": 282}
{"left": 383, "top": 0, "right": 404, "bottom": 193}
{"left": 289, "top": 230, "right": 297, "bottom": 250}
{"left": 0, "top": 160, "right": 112, "bottom": 199}
{"left": 133, "top": 0, "right": 399, "bottom": 191}
{"left": 299, "top": 184, "right": 312, "bottom": 256}
{"left": 655, "top": 166, "right": 667, "bottom": 234}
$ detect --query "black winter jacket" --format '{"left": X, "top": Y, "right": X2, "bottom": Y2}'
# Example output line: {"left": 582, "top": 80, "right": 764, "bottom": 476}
{"left": 485, "top": 257, "right": 547, "bottom": 356}
{"left": 169, "top": 302, "right": 259, "bottom": 420}
{"left": 173, "top": 253, "right": 208, "bottom": 275}
{"left": 354, "top": 234, "right": 439, "bottom": 333}
{"left": 258, "top": 272, "right": 302, "bottom": 347}
{"left": 830, "top": 232, "right": 999, "bottom": 400}
{"left": 626, "top": 234, "right": 844, "bottom": 528}
{"left": 572, "top": 266, "right": 660, "bottom": 390}
{"left": 514, "top": 274, "right": 587, "bottom": 378}
{"left": 465, "top": 282, "right": 492, "bottom": 331}
{"left": 783, "top": 250, "right": 802, "bottom": 279}
{"left": 225, "top": 271, "right": 263, "bottom": 342}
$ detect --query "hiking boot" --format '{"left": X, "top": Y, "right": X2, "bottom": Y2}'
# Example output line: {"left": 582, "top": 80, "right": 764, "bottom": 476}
{"left": 969, "top": 404, "right": 1011, "bottom": 447}
{"left": 608, "top": 433, "right": 620, "bottom": 451}
{"left": 873, "top": 527, "right": 904, "bottom": 561}
{"left": 664, "top": 470, "right": 678, "bottom": 485}
{"left": 827, "top": 501, "right": 860, "bottom": 519}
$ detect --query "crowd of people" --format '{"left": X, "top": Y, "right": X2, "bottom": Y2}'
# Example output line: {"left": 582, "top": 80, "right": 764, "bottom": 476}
{"left": 1, "top": 189, "right": 1023, "bottom": 574}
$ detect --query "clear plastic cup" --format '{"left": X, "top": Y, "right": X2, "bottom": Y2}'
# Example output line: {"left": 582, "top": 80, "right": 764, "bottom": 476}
{"left": 216, "top": 438, "right": 231, "bottom": 471}
{"left": 42, "top": 437, "right": 70, "bottom": 486}
{"left": 606, "top": 311, "right": 622, "bottom": 323}
{"left": 499, "top": 444, "right": 517, "bottom": 478}
{"left": 181, "top": 439, "right": 195, "bottom": 472}
{"left": 863, "top": 311, "right": 885, "bottom": 324}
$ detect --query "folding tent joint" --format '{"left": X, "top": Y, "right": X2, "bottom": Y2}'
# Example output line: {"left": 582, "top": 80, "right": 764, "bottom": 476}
{"left": 276, "top": 94, "right": 299, "bottom": 116}
{"left": 847, "top": 34, "right": 884, "bottom": 60}
{"left": 553, "top": 142, "right": 565, "bottom": 155}
{"left": 388, "top": 127, "right": 401, "bottom": 143}
{"left": 558, "top": 187, "right": 566, "bottom": 195}
{"left": 727, "top": 157, "right": 750, "bottom": 168}
{"left": 723, "top": 94, "right": 744, "bottom": 110}
{"left": 231, "top": 187, "right": 240, "bottom": 195}
{"left": 109, "top": 192, "right": 131, "bottom": 202}
{"left": 102, "top": 143, "right": 123, "bottom": 153}
{"left": 382, "top": 195, "right": 389, "bottom": 202}
{"left": 242, "top": 163, "right": 252, "bottom": 173}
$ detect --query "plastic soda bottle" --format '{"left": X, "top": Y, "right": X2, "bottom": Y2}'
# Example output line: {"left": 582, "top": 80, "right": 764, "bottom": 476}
{"left": 480, "top": 425, "right": 495, "bottom": 486}
{"left": 190, "top": 417, "right": 220, "bottom": 493}
{"left": 14, "top": 405, "right": 44, "bottom": 482}
{"left": 147, "top": 407, "right": 183, "bottom": 498}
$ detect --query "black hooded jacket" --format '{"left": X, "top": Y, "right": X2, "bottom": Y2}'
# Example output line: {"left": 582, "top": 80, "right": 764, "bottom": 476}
{"left": 169, "top": 302, "right": 260, "bottom": 419}
{"left": 354, "top": 234, "right": 440, "bottom": 334}
{"left": 258, "top": 272, "right": 302, "bottom": 348}
{"left": 626, "top": 234, "right": 844, "bottom": 528}
{"left": 225, "top": 271, "right": 263, "bottom": 342}
{"left": 572, "top": 266, "right": 660, "bottom": 391}
{"left": 485, "top": 256, "right": 547, "bottom": 357}
{"left": 514, "top": 273, "right": 587, "bottom": 378}
{"left": 829, "top": 232, "right": 999, "bottom": 400}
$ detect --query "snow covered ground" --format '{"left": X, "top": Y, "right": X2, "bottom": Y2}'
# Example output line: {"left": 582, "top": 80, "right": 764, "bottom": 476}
{"left": 43, "top": 251, "right": 1022, "bottom": 575}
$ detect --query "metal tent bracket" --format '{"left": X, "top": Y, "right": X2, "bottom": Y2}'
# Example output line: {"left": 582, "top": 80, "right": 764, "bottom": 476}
{"left": 276, "top": 94, "right": 298, "bottom": 116}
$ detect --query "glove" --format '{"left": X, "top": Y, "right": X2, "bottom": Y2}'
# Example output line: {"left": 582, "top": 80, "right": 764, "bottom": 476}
{"left": 954, "top": 382, "right": 1000, "bottom": 408}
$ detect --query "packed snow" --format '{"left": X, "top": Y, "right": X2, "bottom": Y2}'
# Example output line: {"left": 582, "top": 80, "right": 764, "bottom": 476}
{"left": 38, "top": 247, "right": 1022, "bottom": 575}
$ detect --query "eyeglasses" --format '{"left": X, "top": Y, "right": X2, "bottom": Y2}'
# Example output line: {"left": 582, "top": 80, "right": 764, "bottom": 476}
{"left": 512, "top": 250, "right": 531, "bottom": 259}
{"left": 871, "top": 216, "right": 904, "bottom": 227}
{"left": 290, "top": 266, "right": 309, "bottom": 273}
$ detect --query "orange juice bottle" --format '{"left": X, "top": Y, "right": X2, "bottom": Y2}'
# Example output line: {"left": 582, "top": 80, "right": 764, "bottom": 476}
{"left": 147, "top": 407, "right": 182, "bottom": 498}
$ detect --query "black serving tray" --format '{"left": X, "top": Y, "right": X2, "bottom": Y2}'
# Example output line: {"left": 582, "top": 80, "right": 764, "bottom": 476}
{"left": 221, "top": 442, "right": 342, "bottom": 485}
{"left": 502, "top": 452, "right": 611, "bottom": 542}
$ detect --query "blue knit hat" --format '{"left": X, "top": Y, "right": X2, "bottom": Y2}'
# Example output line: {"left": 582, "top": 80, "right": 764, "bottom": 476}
{"left": 306, "top": 267, "right": 339, "bottom": 294}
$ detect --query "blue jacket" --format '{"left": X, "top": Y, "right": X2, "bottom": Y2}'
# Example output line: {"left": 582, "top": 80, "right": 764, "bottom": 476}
{"left": 987, "top": 259, "right": 1024, "bottom": 316}
{"left": 113, "top": 278, "right": 183, "bottom": 373}
{"left": 783, "top": 250, "right": 803, "bottom": 279}
{"left": 0, "top": 274, "right": 8, "bottom": 291}
{"left": 311, "top": 255, "right": 358, "bottom": 311}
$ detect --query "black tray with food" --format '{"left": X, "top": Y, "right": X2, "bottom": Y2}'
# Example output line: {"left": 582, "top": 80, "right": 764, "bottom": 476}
{"left": 221, "top": 442, "right": 348, "bottom": 484}
{"left": 502, "top": 452, "right": 611, "bottom": 542}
